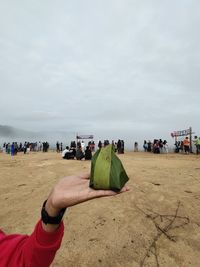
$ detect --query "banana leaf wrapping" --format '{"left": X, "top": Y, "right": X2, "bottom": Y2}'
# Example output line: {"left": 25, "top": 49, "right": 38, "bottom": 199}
{"left": 90, "top": 144, "right": 129, "bottom": 191}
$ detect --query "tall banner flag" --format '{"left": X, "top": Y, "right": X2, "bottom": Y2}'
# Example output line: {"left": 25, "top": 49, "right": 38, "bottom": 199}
{"left": 170, "top": 127, "right": 193, "bottom": 153}
{"left": 171, "top": 128, "right": 191, "bottom": 138}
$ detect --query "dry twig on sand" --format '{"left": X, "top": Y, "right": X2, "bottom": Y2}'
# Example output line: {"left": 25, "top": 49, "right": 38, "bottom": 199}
{"left": 135, "top": 201, "right": 190, "bottom": 267}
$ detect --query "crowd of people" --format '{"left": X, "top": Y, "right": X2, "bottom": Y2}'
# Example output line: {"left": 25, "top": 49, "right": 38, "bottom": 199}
{"left": 60, "top": 139, "right": 125, "bottom": 160}
{"left": 2, "top": 136, "right": 200, "bottom": 156}
{"left": 139, "top": 135, "right": 200, "bottom": 155}
{"left": 175, "top": 135, "right": 200, "bottom": 154}
{"left": 141, "top": 139, "right": 169, "bottom": 154}
{"left": 56, "top": 140, "right": 95, "bottom": 154}
{"left": 97, "top": 139, "right": 124, "bottom": 154}
{"left": 0, "top": 139, "right": 125, "bottom": 157}
{"left": 61, "top": 140, "right": 95, "bottom": 160}
{"left": 62, "top": 145, "right": 91, "bottom": 160}
{"left": 1, "top": 141, "right": 49, "bottom": 155}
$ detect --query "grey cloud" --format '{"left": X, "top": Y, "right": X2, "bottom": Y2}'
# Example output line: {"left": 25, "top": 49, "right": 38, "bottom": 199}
{"left": 0, "top": 0, "right": 200, "bottom": 147}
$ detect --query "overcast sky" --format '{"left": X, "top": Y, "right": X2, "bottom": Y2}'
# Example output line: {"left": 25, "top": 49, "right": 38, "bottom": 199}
{"left": 0, "top": 0, "right": 200, "bottom": 145}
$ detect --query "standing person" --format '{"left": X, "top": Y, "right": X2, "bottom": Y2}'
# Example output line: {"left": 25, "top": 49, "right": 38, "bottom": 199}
{"left": 196, "top": 136, "right": 200, "bottom": 155}
{"left": 111, "top": 140, "right": 115, "bottom": 150}
{"left": 98, "top": 140, "right": 102, "bottom": 149}
{"left": 143, "top": 140, "right": 148, "bottom": 152}
{"left": 77, "top": 140, "right": 81, "bottom": 148}
{"left": 60, "top": 143, "right": 63, "bottom": 152}
{"left": 180, "top": 141, "right": 184, "bottom": 153}
{"left": 88, "top": 141, "right": 92, "bottom": 150}
{"left": 81, "top": 141, "right": 85, "bottom": 152}
{"left": 159, "top": 139, "right": 163, "bottom": 153}
{"left": 147, "top": 141, "right": 152, "bottom": 152}
{"left": 70, "top": 141, "right": 76, "bottom": 149}
{"left": 14, "top": 142, "right": 18, "bottom": 155}
{"left": 11, "top": 143, "right": 15, "bottom": 156}
{"left": 193, "top": 136, "right": 198, "bottom": 154}
{"left": 56, "top": 142, "right": 60, "bottom": 153}
{"left": 104, "top": 140, "right": 109, "bottom": 147}
{"left": 91, "top": 141, "right": 95, "bottom": 152}
{"left": 113, "top": 142, "right": 117, "bottom": 153}
{"left": 3, "top": 143, "right": 6, "bottom": 153}
{"left": 163, "top": 140, "right": 168, "bottom": 153}
{"left": 19, "top": 143, "right": 23, "bottom": 152}
{"left": 34, "top": 142, "right": 37, "bottom": 152}
{"left": 85, "top": 146, "right": 92, "bottom": 160}
{"left": 174, "top": 141, "right": 180, "bottom": 153}
{"left": 121, "top": 140, "right": 125, "bottom": 154}
{"left": 183, "top": 137, "right": 190, "bottom": 154}
{"left": 39, "top": 142, "right": 42, "bottom": 152}
{"left": 43, "top": 142, "right": 45, "bottom": 152}
{"left": 23, "top": 142, "right": 27, "bottom": 154}
{"left": 153, "top": 140, "right": 160, "bottom": 154}
{"left": 0, "top": 173, "right": 129, "bottom": 267}
{"left": 117, "top": 139, "right": 121, "bottom": 154}
{"left": 134, "top": 142, "right": 138, "bottom": 152}
{"left": 7, "top": 143, "right": 11, "bottom": 154}
{"left": 27, "top": 144, "right": 31, "bottom": 154}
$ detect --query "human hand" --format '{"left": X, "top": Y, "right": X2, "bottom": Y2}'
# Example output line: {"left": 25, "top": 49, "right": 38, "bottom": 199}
{"left": 45, "top": 173, "right": 129, "bottom": 216}
{"left": 42, "top": 173, "right": 129, "bottom": 232}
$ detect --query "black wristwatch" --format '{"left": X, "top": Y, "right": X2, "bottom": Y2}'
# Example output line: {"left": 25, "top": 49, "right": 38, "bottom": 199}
{"left": 41, "top": 200, "right": 66, "bottom": 225}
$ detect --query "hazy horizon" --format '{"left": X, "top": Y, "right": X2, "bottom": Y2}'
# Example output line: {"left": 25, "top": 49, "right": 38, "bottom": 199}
{"left": 0, "top": 124, "right": 197, "bottom": 151}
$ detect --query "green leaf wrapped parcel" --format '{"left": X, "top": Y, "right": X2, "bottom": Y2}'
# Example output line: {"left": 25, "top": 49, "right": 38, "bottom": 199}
{"left": 90, "top": 144, "right": 129, "bottom": 191}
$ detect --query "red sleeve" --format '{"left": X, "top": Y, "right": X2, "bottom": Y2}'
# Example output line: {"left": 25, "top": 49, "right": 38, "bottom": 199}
{"left": 0, "top": 220, "right": 64, "bottom": 267}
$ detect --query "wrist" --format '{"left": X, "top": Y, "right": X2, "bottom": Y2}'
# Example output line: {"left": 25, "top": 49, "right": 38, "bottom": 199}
{"left": 41, "top": 199, "right": 66, "bottom": 232}
{"left": 45, "top": 198, "right": 61, "bottom": 217}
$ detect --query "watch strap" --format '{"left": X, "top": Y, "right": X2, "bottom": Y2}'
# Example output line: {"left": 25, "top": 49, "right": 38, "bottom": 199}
{"left": 41, "top": 200, "right": 66, "bottom": 225}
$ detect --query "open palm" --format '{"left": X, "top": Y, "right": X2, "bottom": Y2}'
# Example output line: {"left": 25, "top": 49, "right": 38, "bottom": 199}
{"left": 49, "top": 173, "right": 129, "bottom": 211}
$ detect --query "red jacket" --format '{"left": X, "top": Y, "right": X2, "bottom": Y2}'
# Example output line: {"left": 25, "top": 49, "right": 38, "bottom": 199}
{"left": 0, "top": 220, "right": 64, "bottom": 267}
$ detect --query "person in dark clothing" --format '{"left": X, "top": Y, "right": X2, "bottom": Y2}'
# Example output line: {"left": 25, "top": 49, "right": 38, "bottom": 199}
{"left": 23, "top": 142, "right": 27, "bottom": 154}
{"left": 147, "top": 141, "right": 152, "bottom": 152}
{"left": 117, "top": 139, "right": 122, "bottom": 154}
{"left": 174, "top": 141, "right": 180, "bottom": 153}
{"left": 77, "top": 141, "right": 81, "bottom": 148}
{"left": 11, "top": 143, "right": 15, "bottom": 156}
{"left": 84, "top": 146, "right": 92, "bottom": 160}
{"left": 56, "top": 142, "right": 60, "bottom": 153}
{"left": 143, "top": 140, "right": 148, "bottom": 152}
{"left": 104, "top": 140, "right": 109, "bottom": 147}
{"left": 153, "top": 140, "right": 160, "bottom": 154}
{"left": 76, "top": 147, "right": 85, "bottom": 160}
{"left": 98, "top": 140, "right": 102, "bottom": 149}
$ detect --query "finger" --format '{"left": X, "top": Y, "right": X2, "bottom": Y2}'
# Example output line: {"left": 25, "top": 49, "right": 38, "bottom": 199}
{"left": 120, "top": 185, "right": 130, "bottom": 192}
{"left": 78, "top": 173, "right": 90, "bottom": 179}
{"left": 91, "top": 186, "right": 130, "bottom": 198}
{"left": 92, "top": 189, "right": 117, "bottom": 197}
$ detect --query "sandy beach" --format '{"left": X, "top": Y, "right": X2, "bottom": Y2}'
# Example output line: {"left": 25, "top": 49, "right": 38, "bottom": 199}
{"left": 0, "top": 151, "right": 200, "bottom": 267}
